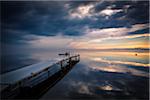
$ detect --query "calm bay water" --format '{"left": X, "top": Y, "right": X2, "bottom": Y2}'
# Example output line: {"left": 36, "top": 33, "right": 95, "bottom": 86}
{"left": 1, "top": 50, "right": 149, "bottom": 99}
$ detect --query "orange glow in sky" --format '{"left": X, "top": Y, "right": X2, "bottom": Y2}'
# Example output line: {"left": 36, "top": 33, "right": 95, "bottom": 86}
{"left": 69, "top": 33, "right": 149, "bottom": 50}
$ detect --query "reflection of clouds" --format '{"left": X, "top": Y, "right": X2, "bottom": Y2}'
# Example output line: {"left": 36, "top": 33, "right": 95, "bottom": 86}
{"left": 40, "top": 51, "right": 149, "bottom": 99}
{"left": 78, "top": 85, "right": 91, "bottom": 95}
{"left": 71, "top": 81, "right": 93, "bottom": 95}
{"left": 91, "top": 57, "right": 149, "bottom": 67}
{"left": 100, "top": 85, "right": 113, "bottom": 91}
{"left": 79, "top": 51, "right": 149, "bottom": 65}
{"left": 98, "top": 84, "right": 122, "bottom": 91}
{"left": 90, "top": 63, "right": 149, "bottom": 78}
{"left": 41, "top": 52, "right": 149, "bottom": 99}
{"left": 69, "top": 79, "right": 123, "bottom": 97}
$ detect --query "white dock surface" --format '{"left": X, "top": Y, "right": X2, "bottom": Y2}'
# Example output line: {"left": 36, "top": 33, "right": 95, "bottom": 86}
{"left": 0, "top": 58, "right": 65, "bottom": 84}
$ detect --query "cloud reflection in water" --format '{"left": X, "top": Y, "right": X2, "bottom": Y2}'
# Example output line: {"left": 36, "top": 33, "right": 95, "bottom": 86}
{"left": 3, "top": 50, "right": 146, "bottom": 99}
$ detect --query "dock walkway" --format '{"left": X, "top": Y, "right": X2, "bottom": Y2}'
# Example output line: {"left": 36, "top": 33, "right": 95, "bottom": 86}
{"left": 0, "top": 54, "right": 80, "bottom": 99}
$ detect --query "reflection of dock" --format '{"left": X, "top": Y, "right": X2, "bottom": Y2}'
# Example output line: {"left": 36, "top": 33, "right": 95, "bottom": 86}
{"left": 0, "top": 54, "right": 80, "bottom": 99}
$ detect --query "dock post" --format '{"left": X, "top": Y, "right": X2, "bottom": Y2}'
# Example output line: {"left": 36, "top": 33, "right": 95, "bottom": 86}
{"left": 60, "top": 60, "right": 63, "bottom": 69}
{"left": 69, "top": 57, "right": 72, "bottom": 67}
{"left": 48, "top": 70, "right": 49, "bottom": 77}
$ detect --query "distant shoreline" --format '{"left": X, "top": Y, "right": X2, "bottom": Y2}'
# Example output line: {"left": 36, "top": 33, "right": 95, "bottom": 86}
{"left": 75, "top": 48, "right": 149, "bottom": 53}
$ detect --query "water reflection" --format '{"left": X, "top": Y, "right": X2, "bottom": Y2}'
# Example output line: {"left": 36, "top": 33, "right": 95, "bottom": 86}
{"left": 0, "top": 54, "right": 39, "bottom": 74}
{"left": 41, "top": 50, "right": 149, "bottom": 99}
{"left": 1, "top": 50, "right": 149, "bottom": 99}
{"left": 91, "top": 57, "right": 149, "bottom": 67}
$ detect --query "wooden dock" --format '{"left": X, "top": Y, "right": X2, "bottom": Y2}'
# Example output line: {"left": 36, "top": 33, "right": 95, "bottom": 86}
{"left": 0, "top": 54, "right": 80, "bottom": 99}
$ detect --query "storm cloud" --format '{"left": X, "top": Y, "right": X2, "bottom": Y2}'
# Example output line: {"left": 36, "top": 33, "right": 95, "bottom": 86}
{"left": 0, "top": 1, "right": 149, "bottom": 52}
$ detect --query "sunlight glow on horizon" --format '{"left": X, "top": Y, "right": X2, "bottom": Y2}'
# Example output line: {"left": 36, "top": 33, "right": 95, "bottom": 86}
{"left": 69, "top": 33, "right": 149, "bottom": 50}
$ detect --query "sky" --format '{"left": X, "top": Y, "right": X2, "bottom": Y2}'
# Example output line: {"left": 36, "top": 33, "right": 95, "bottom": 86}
{"left": 1, "top": 1, "right": 149, "bottom": 54}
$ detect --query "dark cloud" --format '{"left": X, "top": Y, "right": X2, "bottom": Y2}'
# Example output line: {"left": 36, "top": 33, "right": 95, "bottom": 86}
{"left": 1, "top": 1, "right": 149, "bottom": 38}
{"left": 129, "top": 28, "right": 149, "bottom": 35}
{"left": 94, "top": 1, "right": 112, "bottom": 12}
{"left": 126, "top": 1, "right": 149, "bottom": 24}
{"left": 108, "top": 1, "right": 149, "bottom": 24}
{"left": 0, "top": 1, "right": 63, "bottom": 46}
{"left": 1, "top": 1, "right": 67, "bottom": 36}
{"left": 0, "top": 1, "right": 149, "bottom": 52}
{"left": 66, "top": 1, "right": 96, "bottom": 9}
